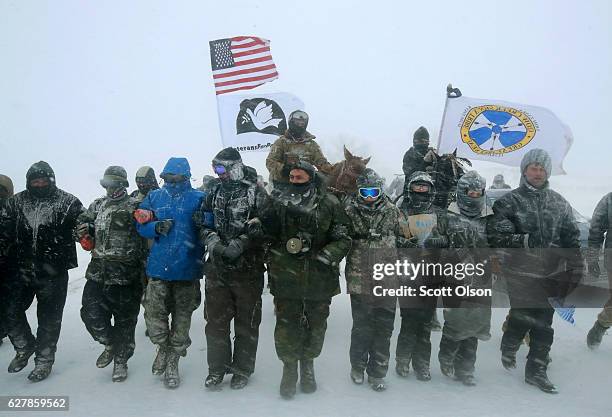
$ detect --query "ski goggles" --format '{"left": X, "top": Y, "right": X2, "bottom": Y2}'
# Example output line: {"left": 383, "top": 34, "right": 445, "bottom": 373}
{"left": 213, "top": 165, "right": 227, "bottom": 175}
{"left": 358, "top": 187, "right": 381, "bottom": 199}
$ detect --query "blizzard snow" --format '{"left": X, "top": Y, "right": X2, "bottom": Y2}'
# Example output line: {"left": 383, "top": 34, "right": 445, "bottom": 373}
{"left": 1, "top": 251, "right": 610, "bottom": 417}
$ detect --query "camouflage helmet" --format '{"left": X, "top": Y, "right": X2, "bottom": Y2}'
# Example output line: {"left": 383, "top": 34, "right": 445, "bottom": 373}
{"left": 457, "top": 171, "right": 486, "bottom": 217}
{"left": 100, "top": 165, "right": 129, "bottom": 189}
{"left": 356, "top": 168, "right": 385, "bottom": 189}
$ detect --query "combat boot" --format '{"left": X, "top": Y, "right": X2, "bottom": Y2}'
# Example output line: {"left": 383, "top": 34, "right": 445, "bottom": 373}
{"left": 395, "top": 359, "right": 410, "bottom": 377}
{"left": 587, "top": 321, "right": 608, "bottom": 349}
{"left": 501, "top": 349, "right": 517, "bottom": 370}
{"left": 456, "top": 373, "right": 476, "bottom": 386}
{"left": 112, "top": 362, "right": 128, "bottom": 382}
{"left": 8, "top": 350, "right": 34, "bottom": 373}
{"left": 299, "top": 359, "right": 317, "bottom": 393}
{"left": 350, "top": 367, "right": 364, "bottom": 384}
{"left": 413, "top": 365, "right": 431, "bottom": 382}
{"left": 27, "top": 362, "right": 52, "bottom": 382}
{"left": 230, "top": 373, "right": 249, "bottom": 390}
{"left": 525, "top": 361, "right": 557, "bottom": 394}
{"left": 280, "top": 361, "right": 298, "bottom": 399}
{"left": 367, "top": 376, "right": 387, "bottom": 392}
{"left": 96, "top": 345, "right": 114, "bottom": 368}
{"left": 152, "top": 344, "right": 169, "bottom": 375}
{"left": 205, "top": 373, "right": 225, "bottom": 390}
{"left": 164, "top": 351, "right": 180, "bottom": 389}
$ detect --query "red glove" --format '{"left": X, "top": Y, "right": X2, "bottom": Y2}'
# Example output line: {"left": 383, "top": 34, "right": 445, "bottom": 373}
{"left": 79, "top": 235, "right": 95, "bottom": 251}
{"left": 134, "top": 209, "right": 154, "bottom": 224}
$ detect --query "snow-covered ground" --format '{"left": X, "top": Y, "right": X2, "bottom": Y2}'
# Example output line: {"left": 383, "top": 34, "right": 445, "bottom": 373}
{"left": 1, "top": 252, "right": 610, "bottom": 417}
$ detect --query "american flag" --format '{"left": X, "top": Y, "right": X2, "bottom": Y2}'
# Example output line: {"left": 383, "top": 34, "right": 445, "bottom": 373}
{"left": 209, "top": 36, "right": 279, "bottom": 95}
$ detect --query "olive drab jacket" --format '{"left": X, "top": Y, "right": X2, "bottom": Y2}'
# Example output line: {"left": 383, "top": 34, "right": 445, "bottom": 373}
{"left": 266, "top": 131, "right": 333, "bottom": 184}
{"left": 78, "top": 194, "right": 146, "bottom": 285}
{"left": 261, "top": 182, "right": 351, "bottom": 300}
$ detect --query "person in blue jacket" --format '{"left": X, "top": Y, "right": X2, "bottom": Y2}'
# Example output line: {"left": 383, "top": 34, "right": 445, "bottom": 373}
{"left": 136, "top": 157, "right": 209, "bottom": 389}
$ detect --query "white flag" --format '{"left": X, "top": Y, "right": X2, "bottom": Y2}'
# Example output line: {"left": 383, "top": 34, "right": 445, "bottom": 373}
{"left": 437, "top": 95, "right": 573, "bottom": 174}
{"left": 216, "top": 92, "right": 304, "bottom": 152}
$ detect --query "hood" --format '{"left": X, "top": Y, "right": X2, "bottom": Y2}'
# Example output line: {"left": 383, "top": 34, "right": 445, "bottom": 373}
{"left": 0, "top": 174, "right": 14, "bottom": 197}
{"left": 26, "top": 161, "right": 56, "bottom": 192}
{"left": 161, "top": 157, "right": 191, "bottom": 179}
{"left": 136, "top": 166, "right": 157, "bottom": 181}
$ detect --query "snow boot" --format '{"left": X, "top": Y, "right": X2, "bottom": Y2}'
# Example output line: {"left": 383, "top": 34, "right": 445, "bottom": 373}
{"left": 8, "top": 350, "right": 34, "bottom": 373}
{"left": 280, "top": 361, "right": 298, "bottom": 399}
{"left": 96, "top": 345, "right": 114, "bottom": 368}
{"left": 163, "top": 351, "right": 180, "bottom": 389}
{"left": 395, "top": 359, "right": 410, "bottom": 377}
{"left": 230, "top": 373, "right": 249, "bottom": 390}
{"left": 501, "top": 349, "right": 517, "bottom": 370}
{"left": 112, "top": 362, "right": 128, "bottom": 382}
{"left": 205, "top": 373, "right": 225, "bottom": 390}
{"left": 152, "top": 344, "right": 168, "bottom": 375}
{"left": 299, "top": 359, "right": 317, "bottom": 393}
{"left": 525, "top": 362, "right": 557, "bottom": 394}
{"left": 587, "top": 321, "right": 608, "bottom": 349}
{"left": 414, "top": 366, "right": 431, "bottom": 382}
{"left": 27, "top": 362, "right": 52, "bottom": 382}
{"left": 367, "top": 376, "right": 387, "bottom": 392}
{"left": 350, "top": 368, "right": 364, "bottom": 384}
{"left": 456, "top": 374, "right": 476, "bottom": 386}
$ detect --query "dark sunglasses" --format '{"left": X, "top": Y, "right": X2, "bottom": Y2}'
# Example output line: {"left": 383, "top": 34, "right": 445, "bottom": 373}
{"left": 359, "top": 187, "right": 381, "bottom": 199}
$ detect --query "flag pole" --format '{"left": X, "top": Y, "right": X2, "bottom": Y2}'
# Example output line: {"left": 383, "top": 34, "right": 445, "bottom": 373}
{"left": 436, "top": 84, "right": 462, "bottom": 152}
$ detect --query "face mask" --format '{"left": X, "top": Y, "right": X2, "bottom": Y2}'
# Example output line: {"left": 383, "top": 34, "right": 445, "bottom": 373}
{"left": 457, "top": 192, "right": 484, "bottom": 217}
{"left": 29, "top": 186, "right": 52, "bottom": 198}
{"left": 106, "top": 187, "right": 127, "bottom": 200}
{"left": 414, "top": 143, "right": 429, "bottom": 153}
{"left": 408, "top": 190, "right": 433, "bottom": 212}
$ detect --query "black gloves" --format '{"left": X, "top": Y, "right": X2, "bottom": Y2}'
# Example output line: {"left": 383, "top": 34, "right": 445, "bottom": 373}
{"left": 155, "top": 219, "right": 174, "bottom": 236}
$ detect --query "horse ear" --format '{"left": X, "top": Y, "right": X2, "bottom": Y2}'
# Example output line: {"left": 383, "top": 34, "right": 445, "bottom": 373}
{"left": 452, "top": 148, "right": 457, "bottom": 156}
{"left": 344, "top": 145, "right": 353, "bottom": 160}
{"left": 363, "top": 156, "right": 371, "bottom": 165}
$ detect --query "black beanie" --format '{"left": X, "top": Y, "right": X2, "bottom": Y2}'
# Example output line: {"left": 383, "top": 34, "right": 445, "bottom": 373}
{"left": 214, "top": 147, "right": 242, "bottom": 162}
{"left": 413, "top": 126, "right": 430, "bottom": 143}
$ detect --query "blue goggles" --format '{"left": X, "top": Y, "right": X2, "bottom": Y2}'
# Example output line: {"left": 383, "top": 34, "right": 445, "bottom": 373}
{"left": 213, "top": 165, "right": 227, "bottom": 175}
{"left": 358, "top": 187, "right": 381, "bottom": 199}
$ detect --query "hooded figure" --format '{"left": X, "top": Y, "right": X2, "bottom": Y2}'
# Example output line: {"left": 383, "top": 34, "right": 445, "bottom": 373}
{"left": 265, "top": 110, "right": 333, "bottom": 187}
{"left": 488, "top": 149, "right": 583, "bottom": 394}
{"left": 136, "top": 157, "right": 208, "bottom": 389}
{"left": 490, "top": 174, "right": 511, "bottom": 189}
{"left": 5, "top": 161, "right": 83, "bottom": 382}
{"left": 402, "top": 127, "right": 437, "bottom": 190}
{"left": 131, "top": 166, "right": 159, "bottom": 202}
{"left": 0, "top": 174, "right": 15, "bottom": 346}
{"left": 194, "top": 147, "right": 269, "bottom": 390}
{"left": 77, "top": 165, "right": 144, "bottom": 382}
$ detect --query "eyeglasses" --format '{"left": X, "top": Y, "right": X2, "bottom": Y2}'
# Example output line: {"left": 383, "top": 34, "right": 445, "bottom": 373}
{"left": 410, "top": 184, "right": 430, "bottom": 193}
{"left": 213, "top": 165, "right": 227, "bottom": 175}
{"left": 359, "top": 187, "right": 381, "bottom": 199}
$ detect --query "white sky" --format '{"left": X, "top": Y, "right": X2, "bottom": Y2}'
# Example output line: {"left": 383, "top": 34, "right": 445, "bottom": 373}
{"left": 1, "top": 0, "right": 611, "bottom": 215}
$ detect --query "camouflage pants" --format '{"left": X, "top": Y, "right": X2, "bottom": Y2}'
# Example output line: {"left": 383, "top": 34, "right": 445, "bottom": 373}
{"left": 501, "top": 307, "right": 554, "bottom": 365}
{"left": 349, "top": 294, "right": 396, "bottom": 378}
{"left": 144, "top": 279, "right": 201, "bottom": 356}
{"left": 438, "top": 335, "right": 478, "bottom": 378}
{"left": 5, "top": 269, "right": 69, "bottom": 365}
{"left": 597, "top": 265, "right": 612, "bottom": 327}
{"left": 80, "top": 280, "right": 142, "bottom": 363}
{"left": 204, "top": 283, "right": 263, "bottom": 376}
{"left": 396, "top": 307, "right": 435, "bottom": 371}
{"left": 274, "top": 298, "right": 331, "bottom": 363}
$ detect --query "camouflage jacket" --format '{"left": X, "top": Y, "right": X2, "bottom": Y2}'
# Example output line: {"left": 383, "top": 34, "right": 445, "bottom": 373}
{"left": 194, "top": 166, "right": 268, "bottom": 283}
{"left": 261, "top": 185, "right": 351, "bottom": 300}
{"left": 588, "top": 192, "right": 612, "bottom": 253}
{"left": 266, "top": 131, "right": 333, "bottom": 184}
{"left": 344, "top": 196, "right": 409, "bottom": 295}
{"left": 79, "top": 194, "right": 145, "bottom": 285}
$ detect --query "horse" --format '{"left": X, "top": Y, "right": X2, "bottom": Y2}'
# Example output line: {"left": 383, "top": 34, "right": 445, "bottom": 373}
{"left": 326, "top": 146, "right": 371, "bottom": 195}
{"left": 429, "top": 149, "right": 471, "bottom": 208}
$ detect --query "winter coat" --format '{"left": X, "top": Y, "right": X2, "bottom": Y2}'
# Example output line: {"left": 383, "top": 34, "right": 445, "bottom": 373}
{"left": 78, "top": 194, "right": 145, "bottom": 285}
{"left": 440, "top": 207, "right": 492, "bottom": 342}
{"left": 266, "top": 131, "right": 333, "bottom": 184}
{"left": 261, "top": 181, "right": 351, "bottom": 300}
{"left": 487, "top": 182, "right": 583, "bottom": 304}
{"left": 136, "top": 158, "right": 207, "bottom": 281}
{"left": 344, "top": 195, "right": 408, "bottom": 298}
{"left": 9, "top": 162, "right": 83, "bottom": 274}
{"left": 0, "top": 195, "right": 15, "bottom": 271}
{"left": 588, "top": 192, "right": 612, "bottom": 266}
{"left": 402, "top": 147, "right": 435, "bottom": 183}
{"left": 195, "top": 165, "right": 268, "bottom": 286}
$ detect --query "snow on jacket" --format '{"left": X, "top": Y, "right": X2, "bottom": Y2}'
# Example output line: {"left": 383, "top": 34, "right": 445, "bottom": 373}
{"left": 136, "top": 157, "right": 208, "bottom": 281}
